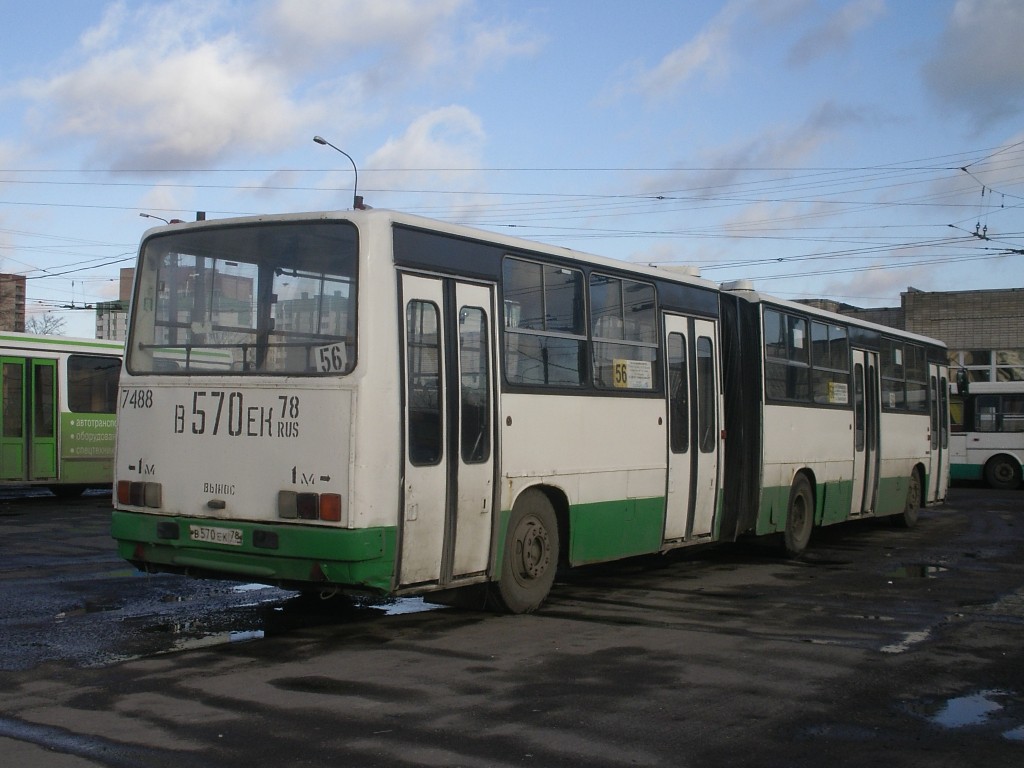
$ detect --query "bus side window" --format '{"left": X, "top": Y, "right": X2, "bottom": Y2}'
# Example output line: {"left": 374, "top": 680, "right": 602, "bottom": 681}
{"left": 1004, "top": 395, "right": 1024, "bottom": 433}
{"left": 668, "top": 333, "right": 688, "bottom": 453}
{"left": 976, "top": 395, "right": 998, "bottom": 432}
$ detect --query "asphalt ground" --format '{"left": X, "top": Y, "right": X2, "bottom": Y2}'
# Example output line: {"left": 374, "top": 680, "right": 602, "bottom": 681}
{"left": 0, "top": 486, "right": 1022, "bottom": 767}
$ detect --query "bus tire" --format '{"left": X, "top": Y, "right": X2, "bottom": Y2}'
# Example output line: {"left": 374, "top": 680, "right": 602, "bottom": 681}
{"left": 984, "top": 455, "right": 1022, "bottom": 490}
{"left": 783, "top": 475, "right": 813, "bottom": 557}
{"left": 892, "top": 469, "right": 922, "bottom": 528}
{"left": 494, "top": 490, "right": 559, "bottom": 614}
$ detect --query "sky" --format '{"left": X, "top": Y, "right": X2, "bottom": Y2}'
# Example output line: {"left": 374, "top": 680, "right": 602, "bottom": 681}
{"left": 1, "top": 0, "right": 1022, "bottom": 338}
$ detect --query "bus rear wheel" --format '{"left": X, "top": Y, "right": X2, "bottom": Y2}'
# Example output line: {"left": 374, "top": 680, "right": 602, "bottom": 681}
{"left": 892, "top": 469, "right": 921, "bottom": 528}
{"left": 783, "top": 475, "right": 813, "bottom": 557}
{"left": 984, "top": 455, "right": 1022, "bottom": 490}
{"left": 494, "top": 490, "right": 559, "bottom": 614}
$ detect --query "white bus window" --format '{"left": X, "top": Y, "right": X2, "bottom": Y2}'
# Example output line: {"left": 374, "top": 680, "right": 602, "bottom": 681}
{"left": 668, "top": 333, "right": 689, "bottom": 453}
{"left": 459, "top": 307, "right": 490, "bottom": 464}
{"left": 905, "top": 345, "right": 928, "bottom": 412}
{"left": 502, "top": 257, "right": 585, "bottom": 387}
{"left": 1002, "top": 395, "right": 1024, "bottom": 433}
{"left": 129, "top": 221, "right": 357, "bottom": 375}
{"left": 590, "top": 274, "right": 659, "bottom": 391}
{"left": 406, "top": 301, "right": 442, "bottom": 466}
{"left": 976, "top": 395, "right": 998, "bottom": 432}
{"left": 811, "top": 321, "right": 850, "bottom": 406}
{"left": 697, "top": 337, "right": 716, "bottom": 454}
{"left": 764, "top": 309, "right": 809, "bottom": 402}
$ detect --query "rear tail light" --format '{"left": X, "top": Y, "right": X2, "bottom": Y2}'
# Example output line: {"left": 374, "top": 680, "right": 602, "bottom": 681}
{"left": 117, "top": 480, "right": 162, "bottom": 509}
{"left": 278, "top": 491, "right": 343, "bottom": 523}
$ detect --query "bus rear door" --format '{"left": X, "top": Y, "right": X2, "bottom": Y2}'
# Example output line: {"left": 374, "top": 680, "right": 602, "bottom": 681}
{"left": 399, "top": 274, "right": 496, "bottom": 590}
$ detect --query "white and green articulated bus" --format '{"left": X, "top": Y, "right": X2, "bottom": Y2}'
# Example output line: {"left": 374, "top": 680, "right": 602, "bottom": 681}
{"left": 0, "top": 332, "right": 122, "bottom": 496}
{"left": 112, "top": 210, "right": 949, "bottom": 612}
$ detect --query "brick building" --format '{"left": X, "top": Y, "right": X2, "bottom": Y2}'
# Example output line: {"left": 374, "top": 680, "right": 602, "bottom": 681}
{"left": 0, "top": 273, "right": 26, "bottom": 331}
{"left": 804, "top": 287, "right": 1024, "bottom": 382}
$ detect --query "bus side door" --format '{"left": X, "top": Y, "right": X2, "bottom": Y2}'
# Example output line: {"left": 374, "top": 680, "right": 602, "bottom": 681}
{"left": 927, "top": 364, "right": 950, "bottom": 501}
{"left": 399, "top": 274, "right": 496, "bottom": 589}
{"left": 0, "top": 357, "right": 56, "bottom": 482}
{"left": 0, "top": 358, "right": 27, "bottom": 482}
{"left": 663, "top": 315, "right": 721, "bottom": 542}
{"left": 851, "top": 350, "right": 880, "bottom": 515}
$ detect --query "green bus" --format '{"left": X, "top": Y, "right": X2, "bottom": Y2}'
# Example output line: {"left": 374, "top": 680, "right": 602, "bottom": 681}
{"left": 0, "top": 332, "right": 122, "bottom": 496}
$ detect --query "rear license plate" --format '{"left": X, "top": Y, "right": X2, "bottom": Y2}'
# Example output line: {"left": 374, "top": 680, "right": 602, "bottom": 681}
{"left": 189, "top": 525, "right": 243, "bottom": 546}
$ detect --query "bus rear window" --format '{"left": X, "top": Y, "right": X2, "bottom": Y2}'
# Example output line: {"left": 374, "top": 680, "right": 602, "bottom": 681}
{"left": 127, "top": 221, "right": 358, "bottom": 375}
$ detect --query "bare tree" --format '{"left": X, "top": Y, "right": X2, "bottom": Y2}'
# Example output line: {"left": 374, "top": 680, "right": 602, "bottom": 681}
{"left": 24, "top": 314, "right": 67, "bottom": 336}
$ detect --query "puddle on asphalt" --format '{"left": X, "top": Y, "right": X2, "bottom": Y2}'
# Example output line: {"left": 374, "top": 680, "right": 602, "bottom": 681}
{"left": 924, "top": 689, "right": 1024, "bottom": 740}
{"left": 932, "top": 690, "right": 1006, "bottom": 728}
{"left": 123, "top": 590, "right": 444, "bottom": 659}
{"left": 886, "top": 564, "right": 948, "bottom": 580}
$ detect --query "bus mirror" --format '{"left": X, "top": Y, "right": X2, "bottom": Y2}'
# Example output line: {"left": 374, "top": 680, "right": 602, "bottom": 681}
{"left": 955, "top": 368, "right": 969, "bottom": 395}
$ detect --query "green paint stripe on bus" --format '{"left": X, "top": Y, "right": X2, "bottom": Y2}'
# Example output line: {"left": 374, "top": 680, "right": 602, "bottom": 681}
{"left": 568, "top": 496, "right": 665, "bottom": 565}
{"left": 950, "top": 464, "right": 983, "bottom": 481}
{"left": 111, "top": 511, "right": 396, "bottom": 593}
{"left": 755, "top": 475, "right": 918, "bottom": 534}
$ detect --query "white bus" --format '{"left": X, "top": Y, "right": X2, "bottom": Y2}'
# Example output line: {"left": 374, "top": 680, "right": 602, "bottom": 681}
{"left": 0, "top": 332, "right": 122, "bottom": 496}
{"left": 112, "top": 210, "right": 948, "bottom": 612}
{"left": 950, "top": 380, "right": 1024, "bottom": 489}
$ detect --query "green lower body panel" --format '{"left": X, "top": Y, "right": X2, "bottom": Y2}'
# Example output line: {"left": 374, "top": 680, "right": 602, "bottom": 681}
{"left": 58, "top": 458, "right": 114, "bottom": 485}
{"left": 111, "top": 510, "right": 397, "bottom": 593}
{"left": 568, "top": 497, "right": 665, "bottom": 565}
{"left": 950, "top": 463, "right": 983, "bottom": 481}
{"left": 755, "top": 475, "right": 917, "bottom": 534}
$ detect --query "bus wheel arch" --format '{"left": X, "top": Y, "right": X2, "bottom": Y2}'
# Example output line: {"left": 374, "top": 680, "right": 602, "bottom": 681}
{"left": 493, "top": 486, "right": 564, "bottom": 614}
{"left": 983, "top": 454, "right": 1023, "bottom": 490}
{"left": 783, "top": 472, "right": 814, "bottom": 557}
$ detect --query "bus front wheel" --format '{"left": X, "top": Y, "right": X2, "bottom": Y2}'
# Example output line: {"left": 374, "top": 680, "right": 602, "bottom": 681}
{"left": 984, "top": 455, "right": 1022, "bottom": 490}
{"left": 783, "top": 475, "right": 814, "bottom": 557}
{"left": 494, "top": 490, "right": 559, "bottom": 614}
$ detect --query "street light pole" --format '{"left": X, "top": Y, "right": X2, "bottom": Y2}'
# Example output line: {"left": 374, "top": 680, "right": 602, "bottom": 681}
{"left": 139, "top": 212, "right": 170, "bottom": 224}
{"left": 313, "top": 135, "right": 363, "bottom": 209}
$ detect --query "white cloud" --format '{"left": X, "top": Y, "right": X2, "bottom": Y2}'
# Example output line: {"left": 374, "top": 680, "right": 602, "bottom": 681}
{"left": 922, "top": 0, "right": 1024, "bottom": 127}
{"left": 603, "top": 1, "right": 745, "bottom": 105}
{"left": 21, "top": 1, "right": 316, "bottom": 169}
{"left": 368, "top": 105, "right": 485, "bottom": 174}
{"left": 258, "top": 0, "right": 541, "bottom": 88}
{"left": 787, "top": 0, "right": 886, "bottom": 66}
{"left": 14, "top": 0, "right": 539, "bottom": 171}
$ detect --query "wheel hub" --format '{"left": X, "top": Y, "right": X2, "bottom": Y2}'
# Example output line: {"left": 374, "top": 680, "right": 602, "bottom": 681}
{"left": 516, "top": 518, "right": 550, "bottom": 580}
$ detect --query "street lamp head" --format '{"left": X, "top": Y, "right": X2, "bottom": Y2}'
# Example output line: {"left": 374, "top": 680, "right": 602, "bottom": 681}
{"left": 312, "top": 134, "right": 362, "bottom": 209}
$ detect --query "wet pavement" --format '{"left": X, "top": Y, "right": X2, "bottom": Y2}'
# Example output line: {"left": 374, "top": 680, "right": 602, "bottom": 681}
{"left": 0, "top": 486, "right": 1022, "bottom": 766}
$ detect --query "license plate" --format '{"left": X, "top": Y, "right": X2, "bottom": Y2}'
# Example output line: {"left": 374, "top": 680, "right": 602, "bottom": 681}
{"left": 189, "top": 525, "right": 243, "bottom": 546}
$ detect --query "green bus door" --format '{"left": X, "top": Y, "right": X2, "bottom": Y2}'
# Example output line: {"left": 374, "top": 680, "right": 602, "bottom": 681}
{"left": 0, "top": 357, "right": 57, "bottom": 482}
